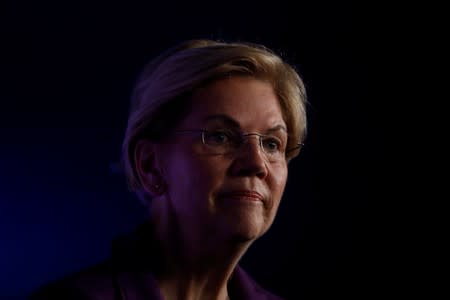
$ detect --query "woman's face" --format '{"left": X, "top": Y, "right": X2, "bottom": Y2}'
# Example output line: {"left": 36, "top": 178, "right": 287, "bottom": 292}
{"left": 155, "top": 76, "right": 288, "bottom": 242}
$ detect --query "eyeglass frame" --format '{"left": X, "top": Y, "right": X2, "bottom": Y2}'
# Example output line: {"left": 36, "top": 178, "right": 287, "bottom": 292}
{"left": 172, "top": 129, "right": 304, "bottom": 161}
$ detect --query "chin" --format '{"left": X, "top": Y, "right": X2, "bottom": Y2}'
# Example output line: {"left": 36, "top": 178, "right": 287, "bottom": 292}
{"left": 223, "top": 215, "right": 270, "bottom": 243}
{"left": 214, "top": 198, "right": 273, "bottom": 242}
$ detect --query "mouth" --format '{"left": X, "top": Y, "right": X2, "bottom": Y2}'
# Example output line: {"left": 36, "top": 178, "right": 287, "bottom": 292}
{"left": 219, "top": 190, "right": 264, "bottom": 203}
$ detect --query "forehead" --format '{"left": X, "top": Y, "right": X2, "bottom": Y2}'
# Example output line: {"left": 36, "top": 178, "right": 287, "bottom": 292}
{"left": 181, "top": 76, "right": 285, "bottom": 130}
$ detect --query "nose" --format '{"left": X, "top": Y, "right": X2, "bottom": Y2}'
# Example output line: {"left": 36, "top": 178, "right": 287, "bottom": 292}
{"left": 229, "top": 135, "right": 268, "bottom": 179}
{"left": 241, "top": 133, "right": 263, "bottom": 149}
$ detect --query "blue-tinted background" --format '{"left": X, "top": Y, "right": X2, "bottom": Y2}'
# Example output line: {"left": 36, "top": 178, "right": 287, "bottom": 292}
{"left": 1, "top": 1, "right": 384, "bottom": 299}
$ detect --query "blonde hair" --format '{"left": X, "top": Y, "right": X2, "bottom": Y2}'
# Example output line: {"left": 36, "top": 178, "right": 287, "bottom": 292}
{"left": 121, "top": 39, "right": 307, "bottom": 192}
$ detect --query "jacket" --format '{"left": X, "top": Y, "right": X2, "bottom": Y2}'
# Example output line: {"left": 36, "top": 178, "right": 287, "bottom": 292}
{"left": 29, "top": 222, "right": 283, "bottom": 300}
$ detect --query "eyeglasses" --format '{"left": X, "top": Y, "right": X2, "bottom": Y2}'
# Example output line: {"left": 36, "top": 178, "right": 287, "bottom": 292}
{"left": 173, "top": 129, "right": 303, "bottom": 162}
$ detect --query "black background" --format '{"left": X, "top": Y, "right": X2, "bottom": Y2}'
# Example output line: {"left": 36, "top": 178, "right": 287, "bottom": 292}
{"left": 1, "top": 1, "right": 389, "bottom": 299}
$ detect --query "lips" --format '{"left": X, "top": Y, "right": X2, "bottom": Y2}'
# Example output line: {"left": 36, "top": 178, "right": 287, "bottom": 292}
{"left": 219, "top": 190, "right": 264, "bottom": 202}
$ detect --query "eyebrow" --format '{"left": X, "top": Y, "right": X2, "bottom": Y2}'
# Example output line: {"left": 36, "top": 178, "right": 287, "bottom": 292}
{"left": 203, "top": 114, "right": 287, "bottom": 133}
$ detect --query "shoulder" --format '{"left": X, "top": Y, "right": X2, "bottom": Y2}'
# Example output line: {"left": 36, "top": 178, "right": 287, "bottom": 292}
{"left": 29, "top": 222, "right": 160, "bottom": 300}
{"left": 28, "top": 261, "right": 120, "bottom": 300}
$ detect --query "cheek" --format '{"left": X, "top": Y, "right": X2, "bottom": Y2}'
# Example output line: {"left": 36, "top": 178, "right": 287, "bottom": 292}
{"left": 270, "top": 165, "right": 288, "bottom": 204}
{"left": 163, "top": 150, "right": 224, "bottom": 206}
{"left": 193, "top": 156, "right": 228, "bottom": 193}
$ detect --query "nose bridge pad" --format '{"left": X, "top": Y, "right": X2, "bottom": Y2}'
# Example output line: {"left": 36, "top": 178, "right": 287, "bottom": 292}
{"left": 235, "top": 133, "right": 268, "bottom": 177}
{"left": 240, "top": 133, "right": 263, "bottom": 153}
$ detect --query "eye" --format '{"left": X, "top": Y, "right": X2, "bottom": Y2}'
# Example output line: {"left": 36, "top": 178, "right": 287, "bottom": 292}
{"left": 204, "top": 130, "right": 231, "bottom": 145}
{"left": 262, "top": 136, "right": 283, "bottom": 153}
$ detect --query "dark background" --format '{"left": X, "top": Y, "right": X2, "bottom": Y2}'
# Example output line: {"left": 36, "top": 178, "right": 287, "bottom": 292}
{"left": 1, "top": 1, "right": 387, "bottom": 299}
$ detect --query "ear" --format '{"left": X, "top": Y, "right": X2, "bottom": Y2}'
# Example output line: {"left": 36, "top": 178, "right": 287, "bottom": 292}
{"left": 134, "top": 139, "right": 166, "bottom": 197}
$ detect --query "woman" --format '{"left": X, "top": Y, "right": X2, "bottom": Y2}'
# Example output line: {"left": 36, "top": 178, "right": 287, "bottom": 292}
{"left": 30, "top": 39, "right": 307, "bottom": 300}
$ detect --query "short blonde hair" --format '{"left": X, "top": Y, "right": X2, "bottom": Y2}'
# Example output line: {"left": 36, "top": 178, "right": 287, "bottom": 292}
{"left": 121, "top": 39, "right": 307, "bottom": 192}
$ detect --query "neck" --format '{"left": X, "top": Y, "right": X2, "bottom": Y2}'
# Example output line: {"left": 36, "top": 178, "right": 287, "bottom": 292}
{"left": 158, "top": 278, "right": 231, "bottom": 300}
{"left": 150, "top": 203, "right": 252, "bottom": 300}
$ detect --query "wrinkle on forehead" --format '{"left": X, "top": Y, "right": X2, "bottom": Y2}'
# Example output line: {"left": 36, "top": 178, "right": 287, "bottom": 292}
{"left": 181, "top": 77, "right": 286, "bottom": 132}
